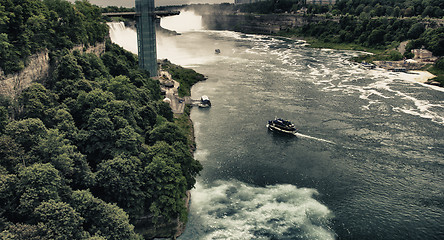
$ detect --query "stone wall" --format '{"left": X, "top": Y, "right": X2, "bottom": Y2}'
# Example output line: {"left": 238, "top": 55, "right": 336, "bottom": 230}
{"left": 201, "top": 13, "right": 335, "bottom": 34}
{"left": 0, "top": 42, "right": 106, "bottom": 98}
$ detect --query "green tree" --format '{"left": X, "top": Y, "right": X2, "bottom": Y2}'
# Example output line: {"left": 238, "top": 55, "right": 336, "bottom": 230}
{"left": 0, "top": 172, "right": 19, "bottom": 222}
{"left": 114, "top": 126, "right": 142, "bottom": 156}
{"left": 44, "top": 108, "right": 78, "bottom": 141}
{"left": 143, "top": 141, "right": 202, "bottom": 190}
{"left": 95, "top": 156, "right": 144, "bottom": 217}
{"left": 104, "top": 100, "right": 138, "bottom": 130}
{"left": 17, "top": 163, "right": 63, "bottom": 216}
{"left": 107, "top": 75, "right": 138, "bottom": 101}
{"left": 155, "top": 101, "right": 174, "bottom": 122}
{"left": 148, "top": 122, "right": 187, "bottom": 145}
{"left": 74, "top": 52, "right": 109, "bottom": 81}
{"left": 5, "top": 118, "right": 47, "bottom": 151}
{"left": 0, "top": 33, "right": 16, "bottom": 74}
{"left": 171, "top": 141, "right": 202, "bottom": 189}
{"left": 81, "top": 108, "right": 115, "bottom": 164}
{"left": 137, "top": 105, "right": 157, "bottom": 130}
{"left": 74, "top": 89, "right": 115, "bottom": 126}
{"left": 34, "top": 200, "right": 85, "bottom": 240}
{"left": 0, "top": 106, "right": 8, "bottom": 133}
{"left": 0, "top": 223, "right": 48, "bottom": 240}
{"left": 435, "top": 57, "right": 444, "bottom": 70}
{"left": 43, "top": 0, "right": 86, "bottom": 48}
{"left": 421, "top": 27, "right": 444, "bottom": 56}
{"left": 421, "top": 6, "right": 434, "bottom": 17}
{"left": 403, "top": 6, "right": 415, "bottom": 17}
{"left": 367, "top": 29, "right": 386, "bottom": 46}
{"left": 18, "top": 83, "right": 58, "bottom": 121}
{"left": 74, "top": 0, "right": 108, "bottom": 45}
{"left": 392, "top": 6, "right": 401, "bottom": 17}
{"left": 48, "top": 52, "right": 85, "bottom": 100}
{"left": 32, "top": 129, "right": 94, "bottom": 189}
{"left": 0, "top": 135, "right": 27, "bottom": 173}
{"left": 70, "top": 190, "right": 141, "bottom": 240}
{"left": 53, "top": 52, "right": 84, "bottom": 82}
{"left": 143, "top": 155, "right": 187, "bottom": 224}
{"left": 407, "top": 23, "right": 425, "bottom": 39}
{"left": 101, "top": 41, "right": 138, "bottom": 77}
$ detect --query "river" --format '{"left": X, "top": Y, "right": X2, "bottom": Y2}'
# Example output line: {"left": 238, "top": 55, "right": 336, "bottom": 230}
{"left": 108, "top": 11, "right": 444, "bottom": 240}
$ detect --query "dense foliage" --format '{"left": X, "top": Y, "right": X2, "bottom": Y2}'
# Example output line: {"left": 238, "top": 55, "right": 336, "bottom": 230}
{"left": 101, "top": 6, "right": 135, "bottom": 13}
{"left": 231, "top": 0, "right": 444, "bottom": 17}
{"left": 334, "top": 0, "right": 444, "bottom": 18}
{"left": 0, "top": 0, "right": 108, "bottom": 74}
{"left": 295, "top": 16, "right": 444, "bottom": 55}
{"left": 1, "top": 0, "right": 202, "bottom": 239}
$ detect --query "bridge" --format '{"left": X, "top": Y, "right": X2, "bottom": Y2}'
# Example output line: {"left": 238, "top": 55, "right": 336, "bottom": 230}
{"left": 104, "top": 1, "right": 180, "bottom": 78}
{"left": 102, "top": 10, "right": 180, "bottom": 18}
{"left": 114, "top": 0, "right": 180, "bottom": 77}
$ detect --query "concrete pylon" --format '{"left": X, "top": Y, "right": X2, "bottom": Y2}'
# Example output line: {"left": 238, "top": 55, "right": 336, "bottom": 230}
{"left": 135, "top": 0, "right": 157, "bottom": 77}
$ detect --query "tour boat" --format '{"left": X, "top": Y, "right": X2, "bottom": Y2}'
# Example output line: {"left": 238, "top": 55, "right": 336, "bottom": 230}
{"left": 267, "top": 118, "right": 297, "bottom": 135}
{"left": 199, "top": 95, "right": 211, "bottom": 108}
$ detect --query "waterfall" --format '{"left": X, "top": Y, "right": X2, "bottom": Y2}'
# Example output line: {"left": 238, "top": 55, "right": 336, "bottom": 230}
{"left": 107, "top": 22, "right": 138, "bottom": 54}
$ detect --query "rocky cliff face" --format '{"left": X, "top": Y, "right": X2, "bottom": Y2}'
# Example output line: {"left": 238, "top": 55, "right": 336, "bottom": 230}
{"left": 201, "top": 13, "right": 334, "bottom": 34}
{"left": 0, "top": 50, "right": 50, "bottom": 98}
{"left": 0, "top": 42, "right": 105, "bottom": 98}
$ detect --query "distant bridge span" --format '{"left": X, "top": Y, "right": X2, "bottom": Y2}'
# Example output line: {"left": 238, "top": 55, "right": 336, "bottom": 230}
{"left": 102, "top": 10, "right": 180, "bottom": 18}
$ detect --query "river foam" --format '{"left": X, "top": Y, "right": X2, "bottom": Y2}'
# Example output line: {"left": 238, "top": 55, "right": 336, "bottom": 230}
{"left": 181, "top": 180, "right": 335, "bottom": 240}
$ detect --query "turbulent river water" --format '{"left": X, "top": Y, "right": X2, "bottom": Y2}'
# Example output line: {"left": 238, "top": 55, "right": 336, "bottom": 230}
{"left": 108, "top": 12, "right": 444, "bottom": 240}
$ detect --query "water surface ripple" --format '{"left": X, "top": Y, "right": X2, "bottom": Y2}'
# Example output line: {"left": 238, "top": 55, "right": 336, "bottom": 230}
{"left": 110, "top": 17, "right": 444, "bottom": 239}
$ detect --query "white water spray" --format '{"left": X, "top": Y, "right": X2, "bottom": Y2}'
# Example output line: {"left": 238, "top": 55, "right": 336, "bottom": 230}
{"left": 181, "top": 180, "right": 336, "bottom": 239}
{"left": 160, "top": 11, "right": 203, "bottom": 33}
{"left": 107, "top": 22, "right": 138, "bottom": 54}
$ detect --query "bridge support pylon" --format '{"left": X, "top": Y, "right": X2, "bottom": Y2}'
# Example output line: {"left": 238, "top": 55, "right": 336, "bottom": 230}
{"left": 135, "top": 0, "right": 157, "bottom": 77}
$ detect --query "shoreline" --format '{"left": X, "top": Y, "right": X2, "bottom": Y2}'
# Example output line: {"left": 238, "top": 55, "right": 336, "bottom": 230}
{"left": 296, "top": 38, "right": 440, "bottom": 86}
{"left": 160, "top": 63, "right": 204, "bottom": 239}
{"left": 396, "top": 70, "right": 436, "bottom": 84}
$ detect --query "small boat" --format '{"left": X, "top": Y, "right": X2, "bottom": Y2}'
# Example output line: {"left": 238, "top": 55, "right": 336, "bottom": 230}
{"left": 391, "top": 67, "right": 407, "bottom": 72}
{"left": 199, "top": 95, "right": 211, "bottom": 108}
{"left": 215, "top": 49, "right": 220, "bottom": 54}
{"left": 361, "top": 62, "right": 376, "bottom": 69}
{"left": 267, "top": 118, "right": 297, "bottom": 135}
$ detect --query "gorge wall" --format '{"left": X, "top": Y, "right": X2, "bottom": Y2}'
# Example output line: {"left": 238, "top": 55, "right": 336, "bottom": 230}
{"left": 0, "top": 50, "right": 50, "bottom": 98}
{"left": 200, "top": 13, "right": 336, "bottom": 34}
{"left": 0, "top": 42, "right": 106, "bottom": 98}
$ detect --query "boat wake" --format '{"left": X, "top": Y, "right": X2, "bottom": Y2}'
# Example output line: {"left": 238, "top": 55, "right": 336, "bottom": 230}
{"left": 295, "top": 133, "right": 335, "bottom": 144}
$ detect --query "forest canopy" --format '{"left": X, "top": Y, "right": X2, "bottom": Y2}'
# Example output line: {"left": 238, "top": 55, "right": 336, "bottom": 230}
{"left": 0, "top": 0, "right": 108, "bottom": 74}
{"left": 0, "top": 0, "right": 202, "bottom": 239}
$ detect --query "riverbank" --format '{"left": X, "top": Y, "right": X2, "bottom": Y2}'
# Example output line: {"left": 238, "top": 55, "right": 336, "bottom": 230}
{"left": 286, "top": 36, "right": 441, "bottom": 86}
{"left": 159, "top": 62, "right": 205, "bottom": 239}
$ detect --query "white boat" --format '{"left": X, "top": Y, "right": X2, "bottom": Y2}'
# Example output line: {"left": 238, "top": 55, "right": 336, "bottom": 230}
{"left": 199, "top": 95, "right": 211, "bottom": 108}
{"left": 267, "top": 118, "right": 297, "bottom": 135}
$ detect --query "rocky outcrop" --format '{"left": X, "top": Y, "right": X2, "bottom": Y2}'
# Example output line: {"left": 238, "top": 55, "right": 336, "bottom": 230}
{"left": 0, "top": 42, "right": 106, "bottom": 98}
{"left": 0, "top": 50, "right": 50, "bottom": 98}
{"left": 72, "top": 42, "right": 106, "bottom": 57}
{"left": 201, "top": 13, "right": 336, "bottom": 34}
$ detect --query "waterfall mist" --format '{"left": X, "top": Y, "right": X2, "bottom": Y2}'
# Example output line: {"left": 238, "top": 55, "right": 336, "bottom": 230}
{"left": 107, "top": 22, "right": 138, "bottom": 54}
{"left": 108, "top": 11, "right": 215, "bottom": 67}
{"left": 160, "top": 11, "right": 203, "bottom": 33}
